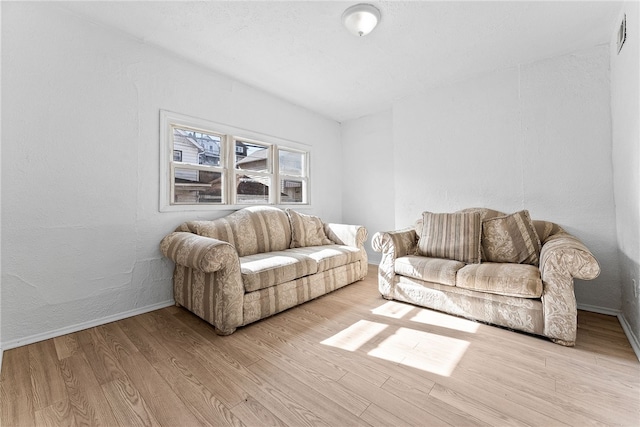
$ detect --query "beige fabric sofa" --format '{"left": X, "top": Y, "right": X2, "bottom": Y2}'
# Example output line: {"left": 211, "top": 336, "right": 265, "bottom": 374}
{"left": 371, "top": 208, "right": 600, "bottom": 346}
{"left": 160, "top": 206, "right": 368, "bottom": 335}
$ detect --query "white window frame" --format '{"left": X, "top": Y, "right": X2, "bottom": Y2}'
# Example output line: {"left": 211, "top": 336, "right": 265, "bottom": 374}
{"left": 160, "top": 110, "right": 311, "bottom": 212}
{"left": 232, "top": 137, "right": 275, "bottom": 205}
{"left": 277, "top": 147, "right": 309, "bottom": 205}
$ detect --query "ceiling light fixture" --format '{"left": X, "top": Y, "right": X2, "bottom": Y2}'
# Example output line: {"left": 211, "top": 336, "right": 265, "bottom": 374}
{"left": 342, "top": 3, "right": 381, "bottom": 37}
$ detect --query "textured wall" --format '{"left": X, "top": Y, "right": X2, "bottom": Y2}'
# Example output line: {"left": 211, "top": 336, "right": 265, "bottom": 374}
{"left": 0, "top": 0, "right": 3, "bottom": 365}
{"left": 1, "top": 3, "right": 341, "bottom": 345}
{"left": 341, "top": 110, "right": 395, "bottom": 264}
{"left": 611, "top": 2, "right": 640, "bottom": 348}
{"left": 388, "top": 45, "right": 619, "bottom": 311}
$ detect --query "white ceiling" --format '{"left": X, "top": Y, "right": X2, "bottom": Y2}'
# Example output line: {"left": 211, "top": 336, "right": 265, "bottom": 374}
{"left": 58, "top": 1, "right": 623, "bottom": 122}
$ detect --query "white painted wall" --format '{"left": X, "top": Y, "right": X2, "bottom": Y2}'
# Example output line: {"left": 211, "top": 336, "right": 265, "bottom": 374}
{"left": 343, "top": 44, "right": 621, "bottom": 312}
{"left": 611, "top": 2, "right": 640, "bottom": 351}
{"left": 1, "top": 3, "right": 341, "bottom": 347}
{"left": 341, "top": 110, "right": 394, "bottom": 264}
{"left": 0, "top": 1, "right": 3, "bottom": 371}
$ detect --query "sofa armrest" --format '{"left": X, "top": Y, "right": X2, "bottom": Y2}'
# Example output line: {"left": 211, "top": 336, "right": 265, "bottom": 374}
{"left": 160, "top": 232, "right": 240, "bottom": 273}
{"left": 371, "top": 228, "right": 417, "bottom": 298}
{"left": 324, "top": 223, "right": 369, "bottom": 279}
{"left": 324, "top": 223, "right": 368, "bottom": 248}
{"left": 160, "top": 232, "right": 243, "bottom": 335}
{"left": 539, "top": 232, "right": 600, "bottom": 346}
{"left": 371, "top": 228, "right": 417, "bottom": 257}
{"left": 540, "top": 233, "right": 601, "bottom": 281}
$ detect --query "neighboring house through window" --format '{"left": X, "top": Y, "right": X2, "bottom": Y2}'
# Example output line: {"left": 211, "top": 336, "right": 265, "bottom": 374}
{"left": 160, "top": 110, "right": 309, "bottom": 211}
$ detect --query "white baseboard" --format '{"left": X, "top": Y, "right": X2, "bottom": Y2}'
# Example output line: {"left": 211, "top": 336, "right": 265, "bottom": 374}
{"left": 617, "top": 313, "right": 640, "bottom": 362}
{"left": 0, "top": 348, "right": 3, "bottom": 375}
{"left": 576, "top": 302, "right": 620, "bottom": 316}
{"left": 0, "top": 300, "right": 175, "bottom": 351}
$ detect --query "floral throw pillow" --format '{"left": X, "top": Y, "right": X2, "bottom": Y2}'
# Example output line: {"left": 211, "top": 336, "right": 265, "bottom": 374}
{"left": 286, "top": 209, "right": 333, "bottom": 248}
{"left": 482, "top": 210, "right": 542, "bottom": 265}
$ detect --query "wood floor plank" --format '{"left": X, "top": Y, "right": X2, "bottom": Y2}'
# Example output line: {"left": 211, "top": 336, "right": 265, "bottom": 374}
{"left": 449, "top": 356, "right": 622, "bottom": 426}
{"left": 75, "top": 327, "right": 129, "bottom": 385}
{"left": 241, "top": 320, "right": 351, "bottom": 382}
{"left": 230, "top": 394, "right": 288, "bottom": 427}
{"left": 260, "top": 308, "right": 392, "bottom": 387}
{"left": 380, "top": 376, "right": 489, "bottom": 427}
{"left": 248, "top": 322, "right": 371, "bottom": 417}
{"left": 145, "top": 310, "right": 246, "bottom": 408}
{"left": 101, "top": 376, "right": 161, "bottom": 427}
{"left": 172, "top": 309, "right": 263, "bottom": 367}
{"left": 164, "top": 329, "right": 327, "bottom": 427}
{"left": 115, "top": 347, "right": 204, "bottom": 426}
{"left": 247, "top": 357, "right": 370, "bottom": 426}
{"left": 34, "top": 399, "right": 77, "bottom": 427}
{"left": 78, "top": 323, "right": 201, "bottom": 425}
{"left": 428, "top": 382, "right": 529, "bottom": 426}
{"left": 58, "top": 352, "right": 120, "bottom": 426}
{"left": 0, "top": 346, "right": 36, "bottom": 426}
{"left": 359, "top": 402, "right": 407, "bottom": 427}
{"left": 28, "top": 340, "right": 68, "bottom": 411}
{"left": 339, "top": 372, "right": 452, "bottom": 426}
{"left": 269, "top": 301, "right": 480, "bottom": 401}
{"left": 53, "top": 334, "right": 81, "bottom": 360}
{"left": 409, "top": 370, "right": 569, "bottom": 426}
{"left": 118, "top": 316, "right": 244, "bottom": 427}
{"left": 1, "top": 377, "right": 36, "bottom": 427}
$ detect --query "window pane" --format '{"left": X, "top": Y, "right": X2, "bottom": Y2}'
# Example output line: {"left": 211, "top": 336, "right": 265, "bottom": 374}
{"left": 173, "top": 127, "right": 222, "bottom": 166}
{"left": 235, "top": 141, "right": 269, "bottom": 172}
{"left": 236, "top": 173, "right": 270, "bottom": 204}
{"left": 280, "top": 179, "right": 304, "bottom": 203}
{"left": 279, "top": 150, "right": 304, "bottom": 177}
{"left": 173, "top": 168, "right": 223, "bottom": 204}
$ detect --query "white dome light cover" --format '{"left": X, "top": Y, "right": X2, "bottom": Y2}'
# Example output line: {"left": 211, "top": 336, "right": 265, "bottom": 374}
{"left": 342, "top": 3, "right": 381, "bottom": 37}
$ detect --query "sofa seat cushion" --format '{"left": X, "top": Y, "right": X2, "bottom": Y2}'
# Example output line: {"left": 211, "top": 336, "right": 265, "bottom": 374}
{"left": 456, "top": 263, "right": 543, "bottom": 298}
{"left": 395, "top": 255, "right": 465, "bottom": 287}
{"left": 240, "top": 251, "right": 318, "bottom": 292}
{"left": 288, "top": 245, "right": 361, "bottom": 273}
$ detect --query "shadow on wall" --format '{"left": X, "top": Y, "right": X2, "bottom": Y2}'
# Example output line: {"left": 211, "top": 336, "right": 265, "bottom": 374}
{"left": 619, "top": 250, "right": 640, "bottom": 350}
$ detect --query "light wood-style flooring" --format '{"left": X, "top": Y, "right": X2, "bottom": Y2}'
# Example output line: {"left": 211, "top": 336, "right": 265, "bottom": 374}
{"left": 2, "top": 267, "right": 639, "bottom": 426}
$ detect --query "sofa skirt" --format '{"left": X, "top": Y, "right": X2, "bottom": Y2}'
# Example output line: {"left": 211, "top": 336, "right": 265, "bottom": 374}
{"left": 243, "top": 261, "right": 362, "bottom": 326}
{"left": 392, "top": 275, "right": 545, "bottom": 336}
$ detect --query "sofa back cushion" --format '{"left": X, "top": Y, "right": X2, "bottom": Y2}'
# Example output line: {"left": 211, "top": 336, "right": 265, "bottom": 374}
{"left": 415, "top": 208, "right": 504, "bottom": 241}
{"left": 417, "top": 211, "right": 482, "bottom": 264}
{"left": 176, "top": 206, "right": 292, "bottom": 256}
{"left": 287, "top": 209, "right": 333, "bottom": 248}
{"left": 482, "top": 210, "right": 542, "bottom": 265}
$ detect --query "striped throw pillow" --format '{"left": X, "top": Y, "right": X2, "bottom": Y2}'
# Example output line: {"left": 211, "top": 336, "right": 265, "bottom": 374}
{"left": 418, "top": 212, "right": 482, "bottom": 264}
{"left": 482, "top": 210, "right": 542, "bottom": 265}
{"left": 286, "top": 209, "right": 333, "bottom": 248}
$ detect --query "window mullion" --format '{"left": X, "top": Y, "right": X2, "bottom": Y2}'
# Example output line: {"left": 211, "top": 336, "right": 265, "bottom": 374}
{"left": 272, "top": 145, "right": 280, "bottom": 204}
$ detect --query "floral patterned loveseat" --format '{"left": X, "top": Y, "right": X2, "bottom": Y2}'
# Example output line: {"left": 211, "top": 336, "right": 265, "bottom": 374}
{"left": 161, "top": 206, "right": 368, "bottom": 335}
{"left": 372, "top": 208, "right": 600, "bottom": 346}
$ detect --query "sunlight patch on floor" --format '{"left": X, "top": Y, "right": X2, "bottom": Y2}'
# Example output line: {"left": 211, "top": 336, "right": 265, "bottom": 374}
{"left": 371, "top": 301, "right": 479, "bottom": 334}
{"left": 322, "top": 318, "right": 470, "bottom": 376}
{"left": 409, "top": 310, "right": 480, "bottom": 333}
{"left": 320, "top": 320, "right": 388, "bottom": 352}
{"left": 368, "top": 327, "right": 470, "bottom": 376}
{"left": 371, "top": 301, "right": 415, "bottom": 319}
